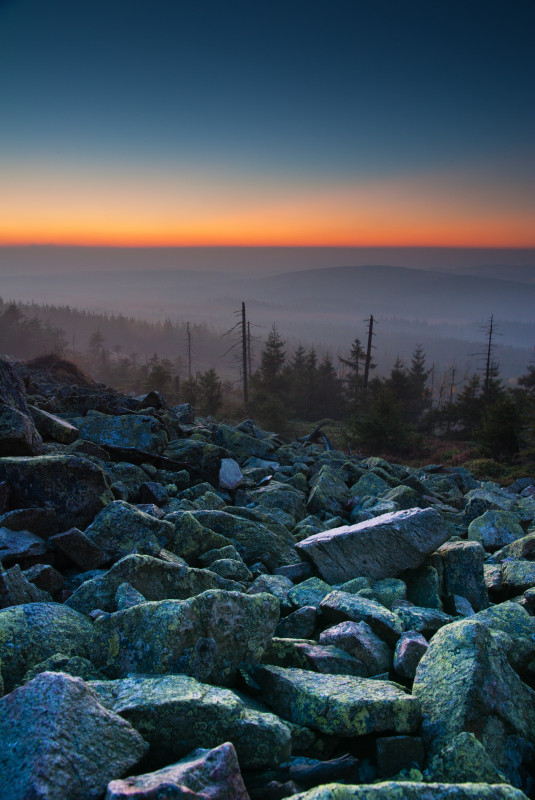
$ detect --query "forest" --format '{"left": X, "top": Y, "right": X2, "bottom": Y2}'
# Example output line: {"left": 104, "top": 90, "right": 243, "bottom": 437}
{"left": 0, "top": 297, "right": 534, "bottom": 478}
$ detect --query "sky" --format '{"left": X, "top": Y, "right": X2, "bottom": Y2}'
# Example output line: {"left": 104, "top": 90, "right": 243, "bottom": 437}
{"left": 1, "top": 0, "right": 534, "bottom": 250}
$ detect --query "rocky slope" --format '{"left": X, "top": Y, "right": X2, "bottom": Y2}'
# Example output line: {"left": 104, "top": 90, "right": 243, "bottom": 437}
{"left": 0, "top": 355, "right": 534, "bottom": 800}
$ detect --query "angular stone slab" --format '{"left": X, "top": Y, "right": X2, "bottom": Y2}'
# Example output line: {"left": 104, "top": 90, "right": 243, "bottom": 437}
{"left": 296, "top": 507, "right": 450, "bottom": 582}
{"left": 0, "top": 455, "right": 114, "bottom": 529}
{"left": 291, "top": 783, "right": 528, "bottom": 799}
{"left": 0, "top": 671, "right": 148, "bottom": 800}
{"left": 105, "top": 742, "right": 249, "bottom": 800}
{"left": 0, "top": 602, "right": 93, "bottom": 692}
{"left": 89, "top": 589, "right": 279, "bottom": 685}
{"left": 91, "top": 674, "right": 291, "bottom": 768}
{"left": 413, "top": 619, "right": 535, "bottom": 784}
{"left": 253, "top": 665, "right": 420, "bottom": 736}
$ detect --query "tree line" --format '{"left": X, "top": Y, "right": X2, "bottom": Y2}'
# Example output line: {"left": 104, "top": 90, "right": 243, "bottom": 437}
{"left": 1, "top": 298, "right": 533, "bottom": 464}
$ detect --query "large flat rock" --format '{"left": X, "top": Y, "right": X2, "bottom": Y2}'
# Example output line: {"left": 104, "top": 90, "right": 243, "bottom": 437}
{"left": 252, "top": 665, "right": 420, "bottom": 736}
{"left": 296, "top": 507, "right": 450, "bottom": 582}
{"left": 91, "top": 673, "right": 291, "bottom": 768}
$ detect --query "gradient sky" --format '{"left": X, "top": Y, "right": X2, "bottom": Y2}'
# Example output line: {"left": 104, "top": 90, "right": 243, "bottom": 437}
{"left": 1, "top": 0, "right": 534, "bottom": 248}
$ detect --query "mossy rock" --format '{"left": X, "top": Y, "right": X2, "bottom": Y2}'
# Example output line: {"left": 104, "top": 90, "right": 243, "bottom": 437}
{"left": 89, "top": 673, "right": 290, "bottom": 768}
{"left": 0, "top": 602, "right": 93, "bottom": 692}
{"left": 253, "top": 665, "right": 420, "bottom": 736}
{"left": 89, "top": 589, "right": 279, "bottom": 685}
{"left": 66, "top": 553, "right": 240, "bottom": 614}
{"left": 291, "top": 782, "right": 528, "bottom": 799}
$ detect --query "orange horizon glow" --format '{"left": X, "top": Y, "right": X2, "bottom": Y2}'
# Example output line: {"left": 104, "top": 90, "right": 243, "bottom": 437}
{"left": 2, "top": 164, "right": 534, "bottom": 249}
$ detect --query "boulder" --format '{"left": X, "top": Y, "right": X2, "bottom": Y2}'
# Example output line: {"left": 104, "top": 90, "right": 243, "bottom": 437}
{"left": 105, "top": 742, "right": 249, "bottom": 800}
{"left": 433, "top": 540, "right": 489, "bottom": 611}
{"left": 425, "top": 732, "right": 506, "bottom": 784}
{"left": 296, "top": 508, "right": 450, "bottom": 583}
{"left": 290, "top": 783, "right": 527, "bottom": 799}
{"left": 28, "top": 404, "right": 79, "bottom": 444}
{"left": 252, "top": 665, "right": 420, "bottom": 736}
{"left": 190, "top": 509, "right": 298, "bottom": 567}
{"left": 319, "top": 590, "right": 403, "bottom": 647}
{"left": 219, "top": 457, "right": 244, "bottom": 490}
{"left": 0, "top": 359, "right": 43, "bottom": 455}
{"left": 394, "top": 631, "right": 429, "bottom": 680}
{"left": 83, "top": 500, "right": 174, "bottom": 561}
{"left": 0, "top": 454, "right": 114, "bottom": 529}
{"left": 307, "top": 465, "right": 350, "bottom": 516}
{"left": 0, "top": 671, "right": 148, "bottom": 800}
{"left": 0, "top": 602, "right": 93, "bottom": 692}
{"left": 49, "top": 526, "right": 108, "bottom": 569}
{"left": 0, "top": 563, "right": 51, "bottom": 606}
{"left": 468, "top": 511, "right": 524, "bottom": 551}
{"left": 0, "top": 527, "right": 48, "bottom": 566}
{"left": 89, "top": 589, "right": 279, "bottom": 685}
{"left": 319, "top": 621, "right": 393, "bottom": 676}
{"left": 66, "top": 553, "right": 238, "bottom": 614}
{"left": 413, "top": 619, "right": 535, "bottom": 785}
{"left": 90, "top": 674, "right": 291, "bottom": 769}
{"left": 76, "top": 409, "right": 168, "bottom": 453}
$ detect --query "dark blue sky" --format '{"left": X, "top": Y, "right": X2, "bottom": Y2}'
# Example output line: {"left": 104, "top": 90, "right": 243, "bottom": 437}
{"left": 1, "top": 0, "right": 534, "bottom": 247}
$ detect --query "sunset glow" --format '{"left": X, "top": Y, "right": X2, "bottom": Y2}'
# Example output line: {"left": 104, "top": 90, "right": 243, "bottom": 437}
{"left": 1, "top": 1, "right": 534, "bottom": 252}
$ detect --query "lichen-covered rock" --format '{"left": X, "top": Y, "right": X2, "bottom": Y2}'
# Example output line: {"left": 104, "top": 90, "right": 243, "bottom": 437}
{"left": 372, "top": 578, "right": 407, "bottom": 609}
{"left": 251, "top": 481, "right": 307, "bottom": 522}
{"left": 28, "top": 403, "right": 79, "bottom": 444}
{"left": 214, "top": 423, "right": 274, "bottom": 461}
{"left": 307, "top": 465, "right": 350, "bottom": 516}
{"left": 468, "top": 511, "right": 524, "bottom": 550}
{"left": 105, "top": 742, "right": 250, "bottom": 800}
{"left": 76, "top": 409, "right": 168, "bottom": 453}
{"left": 289, "top": 576, "right": 333, "bottom": 609}
{"left": 84, "top": 500, "right": 174, "bottom": 561}
{"left": 319, "top": 621, "right": 392, "bottom": 677}
{"left": 89, "top": 589, "right": 279, "bottom": 685}
{"left": 413, "top": 619, "right": 535, "bottom": 785}
{"left": 264, "top": 640, "right": 368, "bottom": 677}
{"left": 472, "top": 600, "right": 535, "bottom": 642}
{"left": 487, "top": 532, "right": 535, "bottom": 564}
{"left": 0, "top": 602, "right": 93, "bottom": 692}
{"left": 22, "top": 652, "right": 106, "bottom": 683}
{"left": 191, "top": 509, "right": 298, "bottom": 567}
{"left": 0, "top": 453, "right": 114, "bottom": 531}
{"left": 0, "top": 563, "right": 51, "bottom": 606}
{"left": 0, "top": 671, "right": 148, "bottom": 800}
{"left": 319, "top": 590, "right": 403, "bottom": 647}
{"left": 91, "top": 674, "right": 290, "bottom": 769}
{"left": 0, "top": 405, "right": 43, "bottom": 456}
{"left": 290, "top": 782, "right": 528, "bottom": 799}
{"left": 433, "top": 540, "right": 488, "bottom": 611}
{"left": 394, "top": 606, "right": 453, "bottom": 639}
{"left": 425, "top": 732, "right": 506, "bottom": 784}
{"left": 296, "top": 508, "right": 450, "bottom": 583}
{"left": 252, "top": 665, "right": 420, "bottom": 736}
{"left": 66, "top": 553, "right": 237, "bottom": 614}
{"left": 167, "top": 511, "right": 234, "bottom": 561}
{"left": 275, "top": 606, "right": 317, "bottom": 639}
{"left": 500, "top": 560, "right": 535, "bottom": 594}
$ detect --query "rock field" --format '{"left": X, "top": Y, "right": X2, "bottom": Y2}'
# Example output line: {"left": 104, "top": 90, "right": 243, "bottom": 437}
{"left": 0, "top": 355, "right": 534, "bottom": 799}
